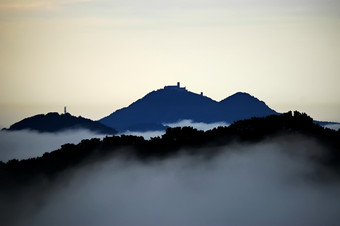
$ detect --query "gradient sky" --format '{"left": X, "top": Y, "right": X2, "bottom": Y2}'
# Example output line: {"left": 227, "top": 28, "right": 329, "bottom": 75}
{"left": 1, "top": 0, "right": 340, "bottom": 127}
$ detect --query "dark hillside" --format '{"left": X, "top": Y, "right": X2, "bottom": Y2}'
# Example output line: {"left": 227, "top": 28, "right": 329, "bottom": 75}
{"left": 4, "top": 112, "right": 117, "bottom": 134}
{"left": 100, "top": 85, "right": 278, "bottom": 131}
{"left": 1, "top": 111, "right": 339, "bottom": 190}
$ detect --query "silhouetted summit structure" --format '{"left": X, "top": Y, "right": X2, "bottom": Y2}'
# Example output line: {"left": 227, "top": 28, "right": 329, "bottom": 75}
{"left": 100, "top": 83, "right": 278, "bottom": 131}
{"left": 5, "top": 112, "right": 117, "bottom": 134}
{"left": 164, "top": 81, "right": 187, "bottom": 91}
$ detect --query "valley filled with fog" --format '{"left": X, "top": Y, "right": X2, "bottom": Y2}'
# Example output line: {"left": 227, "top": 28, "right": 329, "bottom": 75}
{"left": 0, "top": 130, "right": 107, "bottom": 162}
{"left": 2, "top": 133, "right": 340, "bottom": 226}
{"left": 1, "top": 118, "right": 340, "bottom": 226}
{"left": 0, "top": 120, "right": 229, "bottom": 162}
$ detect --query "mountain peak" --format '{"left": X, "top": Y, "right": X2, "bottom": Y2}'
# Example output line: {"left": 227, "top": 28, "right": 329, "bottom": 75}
{"left": 6, "top": 112, "right": 117, "bottom": 134}
{"left": 220, "top": 92, "right": 260, "bottom": 102}
{"left": 100, "top": 85, "right": 279, "bottom": 131}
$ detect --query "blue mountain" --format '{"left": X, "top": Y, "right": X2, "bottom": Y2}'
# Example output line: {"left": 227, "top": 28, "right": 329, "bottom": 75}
{"left": 215, "top": 92, "right": 279, "bottom": 122}
{"left": 100, "top": 84, "right": 279, "bottom": 131}
{"left": 5, "top": 112, "right": 117, "bottom": 134}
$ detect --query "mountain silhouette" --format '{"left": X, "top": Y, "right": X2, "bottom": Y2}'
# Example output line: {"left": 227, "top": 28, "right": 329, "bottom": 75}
{"left": 2, "top": 111, "right": 340, "bottom": 189}
{"left": 4, "top": 112, "right": 117, "bottom": 134}
{"left": 100, "top": 84, "right": 278, "bottom": 131}
{"left": 216, "top": 92, "right": 279, "bottom": 122}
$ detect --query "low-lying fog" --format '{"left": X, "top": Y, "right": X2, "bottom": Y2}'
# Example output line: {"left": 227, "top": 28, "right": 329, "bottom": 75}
{"left": 0, "top": 120, "right": 228, "bottom": 162}
{"left": 163, "top": 119, "right": 229, "bottom": 131}
{"left": 1, "top": 134, "right": 340, "bottom": 226}
{"left": 1, "top": 120, "right": 340, "bottom": 225}
{"left": 0, "top": 130, "right": 107, "bottom": 162}
{"left": 323, "top": 123, "right": 340, "bottom": 131}
{"left": 1, "top": 120, "right": 337, "bottom": 163}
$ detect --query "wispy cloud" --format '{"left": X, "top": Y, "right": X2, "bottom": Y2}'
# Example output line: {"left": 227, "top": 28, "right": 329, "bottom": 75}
{"left": 119, "top": 130, "right": 165, "bottom": 140}
{"left": 323, "top": 123, "right": 340, "bottom": 131}
{"left": 164, "top": 120, "right": 229, "bottom": 131}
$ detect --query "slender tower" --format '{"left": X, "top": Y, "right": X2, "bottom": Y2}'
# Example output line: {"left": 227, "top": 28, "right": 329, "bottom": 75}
{"left": 64, "top": 106, "right": 67, "bottom": 114}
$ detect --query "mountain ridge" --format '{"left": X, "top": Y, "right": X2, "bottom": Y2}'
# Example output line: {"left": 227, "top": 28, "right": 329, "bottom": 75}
{"left": 5, "top": 85, "right": 339, "bottom": 133}
{"left": 4, "top": 112, "right": 117, "bottom": 134}
{"left": 2, "top": 111, "right": 340, "bottom": 188}
{"left": 100, "top": 84, "right": 279, "bottom": 131}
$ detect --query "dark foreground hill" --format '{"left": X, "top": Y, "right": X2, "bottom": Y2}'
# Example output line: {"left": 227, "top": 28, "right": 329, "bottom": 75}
{"left": 1, "top": 111, "right": 339, "bottom": 190}
{"left": 100, "top": 84, "right": 278, "bottom": 131}
{"left": 4, "top": 112, "right": 117, "bottom": 134}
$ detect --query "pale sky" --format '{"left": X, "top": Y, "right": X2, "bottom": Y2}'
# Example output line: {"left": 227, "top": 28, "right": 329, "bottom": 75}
{"left": 1, "top": 0, "right": 340, "bottom": 127}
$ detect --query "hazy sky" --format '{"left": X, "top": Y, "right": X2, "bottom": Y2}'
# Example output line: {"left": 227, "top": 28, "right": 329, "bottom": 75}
{"left": 1, "top": 0, "right": 340, "bottom": 127}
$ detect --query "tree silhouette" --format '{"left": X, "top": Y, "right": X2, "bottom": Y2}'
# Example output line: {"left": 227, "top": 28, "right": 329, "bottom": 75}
{"left": 1, "top": 111, "right": 339, "bottom": 190}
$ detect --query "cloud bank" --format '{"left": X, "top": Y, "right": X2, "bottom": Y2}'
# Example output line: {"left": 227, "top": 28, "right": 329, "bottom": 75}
{"left": 2, "top": 134, "right": 340, "bottom": 226}
{"left": 323, "top": 123, "right": 340, "bottom": 131}
{"left": 0, "top": 122, "right": 226, "bottom": 163}
{"left": 119, "top": 130, "right": 165, "bottom": 140}
{"left": 117, "top": 120, "right": 229, "bottom": 140}
{"left": 0, "top": 130, "right": 106, "bottom": 162}
{"left": 164, "top": 120, "right": 229, "bottom": 131}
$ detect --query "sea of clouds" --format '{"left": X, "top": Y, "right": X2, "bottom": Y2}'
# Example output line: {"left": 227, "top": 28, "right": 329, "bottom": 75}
{"left": 0, "top": 120, "right": 229, "bottom": 162}
{"left": 1, "top": 134, "right": 340, "bottom": 226}
{"left": 0, "top": 130, "right": 107, "bottom": 162}
{"left": 1, "top": 120, "right": 340, "bottom": 225}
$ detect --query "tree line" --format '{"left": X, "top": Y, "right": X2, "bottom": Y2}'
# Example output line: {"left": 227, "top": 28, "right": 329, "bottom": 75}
{"left": 1, "top": 111, "right": 339, "bottom": 189}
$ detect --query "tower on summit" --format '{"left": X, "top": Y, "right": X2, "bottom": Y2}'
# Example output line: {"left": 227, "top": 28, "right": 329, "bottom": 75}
{"left": 164, "top": 82, "right": 186, "bottom": 91}
{"left": 64, "top": 106, "right": 67, "bottom": 114}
